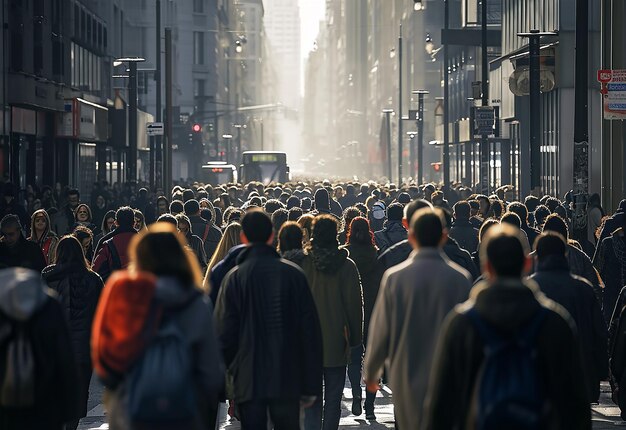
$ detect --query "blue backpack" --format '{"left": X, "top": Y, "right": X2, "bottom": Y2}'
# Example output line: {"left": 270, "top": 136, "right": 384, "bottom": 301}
{"left": 465, "top": 306, "right": 548, "bottom": 430}
{"left": 127, "top": 312, "right": 196, "bottom": 425}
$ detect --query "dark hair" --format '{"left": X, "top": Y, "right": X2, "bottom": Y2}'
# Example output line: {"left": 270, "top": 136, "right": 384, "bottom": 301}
{"left": 115, "top": 206, "right": 135, "bottom": 228}
{"left": 387, "top": 203, "right": 404, "bottom": 222}
{"left": 342, "top": 207, "right": 362, "bottom": 232}
{"left": 490, "top": 200, "right": 505, "bottom": 219}
{"left": 101, "top": 210, "right": 116, "bottom": 234}
{"left": 534, "top": 232, "right": 567, "bottom": 259}
{"left": 311, "top": 215, "right": 339, "bottom": 249}
{"left": 182, "top": 189, "right": 195, "bottom": 202}
{"left": 500, "top": 212, "right": 522, "bottom": 229}
{"left": 225, "top": 208, "right": 244, "bottom": 225}
{"left": 542, "top": 213, "right": 569, "bottom": 239}
{"left": 545, "top": 197, "right": 561, "bottom": 213}
{"left": 453, "top": 201, "right": 471, "bottom": 220}
{"left": 524, "top": 195, "right": 541, "bottom": 212}
{"left": 271, "top": 208, "right": 289, "bottom": 233}
{"left": 157, "top": 214, "right": 178, "bottom": 226}
{"left": 479, "top": 218, "right": 500, "bottom": 242}
{"left": 200, "top": 208, "right": 213, "bottom": 223}
{"left": 288, "top": 207, "right": 303, "bottom": 221}
{"left": 55, "top": 235, "right": 89, "bottom": 269}
{"left": 507, "top": 202, "right": 528, "bottom": 226}
{"left": 156, "top": 195, "right": 169, "bottom": 207}
{"left": 265, "top": 199, "right": 284, "bottom": 214}
{"left": 347, "top": 217, "right": 375, "bottom": 247}
{"left": 481, "top": 224, "right": 528, "bottom": 278}
{"left": 410, "top": 208, "right": 443, "bottom": 248}
{"left": 68, "top": 188, "right": 80, "bottom": 198}
{"left": 183, "top": 199, "right": 200, "bottom": 216}
{"left": 241, "top": 209, "right": 273, "bottom": 243}
{"left": 1, "top": 214, "right": 21, "bottom": 230}
{"left": 278, "top": 221, "right": 303, "bottom": 253}
{"left": 170, "top": 200, "right": 184, "bottom": 214}
{"left": 534, "top": 205, "right": 550, "bottom": 228}
{"left": 404, "top": 199, "right": 433, "bottom": 222}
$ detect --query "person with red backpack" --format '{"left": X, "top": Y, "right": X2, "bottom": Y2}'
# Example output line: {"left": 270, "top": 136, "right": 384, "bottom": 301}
{"left": 91, "top": 223, "right": 224, "bottom": 430}
{"left": 422, "top": 224, "right": 590, "bottom": 430}
{"left": 92, "top": 206, "right": 137, "bottom": 281}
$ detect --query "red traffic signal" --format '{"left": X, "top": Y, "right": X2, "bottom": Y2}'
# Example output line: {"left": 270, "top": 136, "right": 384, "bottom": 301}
{"left": 192, "top": 123, "right": 202, "bottom": 133}
{"left": 431, "top": 162, "right": 442, "bottom": 172}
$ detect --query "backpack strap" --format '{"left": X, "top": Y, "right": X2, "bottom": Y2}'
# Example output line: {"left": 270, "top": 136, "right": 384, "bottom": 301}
{"left": 202, "top": 224, "right": 210, "bottom": 243}
{"left": 107, "top": 240, "right": 123, "bottom": 270}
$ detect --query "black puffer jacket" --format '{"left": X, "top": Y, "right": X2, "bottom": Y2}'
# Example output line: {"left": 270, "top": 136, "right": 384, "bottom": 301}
{"left": 374, "top": 222, "right": 408, "bottom": 253}
{"left": 42, "top": 263, "right": 103, "bottom": 363}
{"left": 594, "top": 228, "right": 626, "bottom": 322}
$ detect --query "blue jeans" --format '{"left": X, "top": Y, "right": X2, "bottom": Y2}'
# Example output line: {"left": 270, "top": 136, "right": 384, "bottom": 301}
{"left": 304, "top": 366, "right": 345, "bottom": 430}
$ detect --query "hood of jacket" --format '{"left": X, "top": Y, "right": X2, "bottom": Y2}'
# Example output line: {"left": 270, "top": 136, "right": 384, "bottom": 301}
{"left": 281, "top": 248, "right": 307, "bottom": 265}
{"left": 42, "top": 262, "right": 88, "bottom": 282}
{"left": 314, "top": 188, "right": 331, "bottom": 213}
{"left": 612, "top": 228, "right": 626, "bottom": 260}
{"left": 154, "top": 277, "right": 200, "bottom": 309}
{"left": 0, "top": 268, "right": 50, "bottom": 321}
{"left": 309, "top": 246, "right": 348, "bottom": 273}
{"left": 536, "top": 254, "right": 570, "bottom": 273}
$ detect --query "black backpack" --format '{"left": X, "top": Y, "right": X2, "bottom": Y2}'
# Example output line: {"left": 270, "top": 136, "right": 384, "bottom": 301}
{"left": 0, "top": 317, "right": 36, "bottom": 408}
{"left": 465, "top": 306, "right": 548, "bottom": 430}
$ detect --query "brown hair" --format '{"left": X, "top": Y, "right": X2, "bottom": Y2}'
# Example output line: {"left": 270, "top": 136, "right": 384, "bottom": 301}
{"left": 129, "top": 222, "right": 202, "bottom": 288}
{"left": 55, "top": 235, "right": 90, "bottom": 269}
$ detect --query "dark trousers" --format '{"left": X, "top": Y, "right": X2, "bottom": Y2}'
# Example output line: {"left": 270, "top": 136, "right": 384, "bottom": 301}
{"left": 346, "top": 345, "right": 376, "bottom": 414}
{"left": 64, "top": 362, "right": 92, "bottom": 430}
{"left": 238, "top": 398, "right": 300, "bottom": 430}
{"left": 304, "top": 366, "right": 345, "bottom": 430}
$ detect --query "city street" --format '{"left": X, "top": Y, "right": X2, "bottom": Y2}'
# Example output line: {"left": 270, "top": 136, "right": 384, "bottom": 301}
{"left": 77, "top": 378, "right": 626, "bottom": 429}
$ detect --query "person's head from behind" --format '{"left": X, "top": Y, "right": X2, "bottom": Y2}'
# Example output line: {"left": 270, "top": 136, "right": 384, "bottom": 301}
{"left": 402, "top": 199, "right": 433, "bottom": 229}
{"left": 271, "top": 208, "right": 289, "bottom": 236}
{"left": 500, "top": 212, "right": 522, "bottom": 229}
{"left": 130, "top": 222, "right": 202, "bottom": 287}
{"left": 240, "top": 209, "right": 273, "bottom": 245}
{"left": 342, "top": 207, "right": 362, "bottom": 233}
{"left": 1, "top": 215, "right": 22, "bottom": 247}
{"left": 534, "top": 232, "right": 568, "bottom": 263}
{"left": 479, "top": 218, "right": 500, "bottom": 243}
{"left": 507, "top": 202, "right": 529, "bottom": 226}
{"left": 480, "top": 224, "right": 530, "bottom": 280}
{"left": 183, "top": 199, "right": 201, "bottom": 217}
{"left": 55, "top": 235, "right": 89, "bottom": 268}
{"left": 347, "top": 216, "right": 375, "bottom": 247}
{"left": 534, "top": 205, "right": 550, "bottom": 229}
{"left": 72, "top": 225, "right": 93, "bottom": 256}
{"left": 542, "top": 213, "right": 569, "bottom": 240}
{"left": 311, "top": 215, "right": 339, "bottom": 249}
{"left": 408, "top": 208, "right": 446, "bottom": 250}
{"left": 115, "top": 206, "right": 135, "bottom": 229}
{"left": 453, "top": 201, "right": 471, "bottom": 221}
{"left": 169, "top": 200, "right": 184, "bottom": 215}
{"left": 387, "top": 203, "right": 404, "bottom": 223}
{"left": 278, "top": 221, "right": 304, "bottom": 254}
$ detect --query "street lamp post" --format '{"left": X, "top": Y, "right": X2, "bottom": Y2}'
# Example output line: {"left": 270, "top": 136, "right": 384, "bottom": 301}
{"left": 398, "top": 25, "right": 404, "bottom": 185}
{"left": 443, "top": 0, "right": 450, "bottom": 191}
{"left": 114, "top": 57, "right": 146, "bottom": 184}
{"left": 233, "top": 124, "right": 245, "bottom": 167}
{"left": 480, "top": 0, "right": 490, "bottom": 195}
{"left": 412, "top": 90, "right": 429, "bottom": 184}
{"left": 382, "top": 109, "right": 394, "bottom": 182}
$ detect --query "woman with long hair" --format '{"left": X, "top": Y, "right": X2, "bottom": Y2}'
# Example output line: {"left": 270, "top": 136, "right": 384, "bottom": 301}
{"left": 93, "top": 210, "right": 116, "bottom": 250}
{"left": 278, "top": 221, "right": 306, "bottom": 266}
{"left": 73, "top": 224, "right": 95, "bottom": 262}
{"left": 95, "top": 223, "right": 223, "bottom": 429}
{"left": 133, "top": 209, "right": 148, "bottom": 232}
{"left": 297, "top": 213, "right": 315, "bottom": 251}
{"left": 29, "top": 209, "right": 59, "bottom": 264}
{"left": 42, "top": 235, "right": 104, "bottom": 430}
{"left": 202, "top": 222, "right": 242, "bottom": 293}
{"left": 343, "top": 216, "right": 382, "bottom": 420}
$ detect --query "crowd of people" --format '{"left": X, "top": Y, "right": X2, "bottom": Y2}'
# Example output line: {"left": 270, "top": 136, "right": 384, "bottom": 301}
{"left": 0, "top": 177, "right": 625, "bottom": 429}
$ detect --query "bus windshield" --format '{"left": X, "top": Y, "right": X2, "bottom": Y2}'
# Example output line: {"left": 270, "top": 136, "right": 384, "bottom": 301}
{"left": 241, "top": 152, "right": 288, "bottom": 184}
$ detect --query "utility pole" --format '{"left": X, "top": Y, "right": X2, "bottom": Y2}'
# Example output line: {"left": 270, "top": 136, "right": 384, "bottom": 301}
{"left": 480, "top": 0, "right": 490, "bottom": 194}
{"left": 572, "top": 0, "right": 589, "bottom": 242}
{"left": 155, "top": 0, "right": 162, "bottom": 190}
{"left": 164, "top": 28, "right": 173, "bottom": 193}
{"left": 128, "top": 61, "right": 138, "bottom": 183}
{"left": 398, "top": 25, "right": 403, "bottom": 184}
{"left": 412, "top": 90, "right": 428, "bottom": 184}
{"left": 383, "top": 109, "right": 394, "bottom": 182}
{"left": 443, "top": 0, "right": 450, "bottom": 191}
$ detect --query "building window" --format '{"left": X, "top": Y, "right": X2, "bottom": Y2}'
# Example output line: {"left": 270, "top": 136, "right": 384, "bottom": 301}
{"left": 194, "top": 79, "right": 205, "bottom": 97}
{"left": 193, "top": 0, "right": 204, "bottom": 13}
{"left": 193, "top": 32, "right": 205, "bottom": 65}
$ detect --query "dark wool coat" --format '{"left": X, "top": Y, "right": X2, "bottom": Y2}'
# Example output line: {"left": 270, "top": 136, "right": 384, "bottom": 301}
{"left": 215, "top": 244, "right": 323, "bottom": 403}
{"left": 422, "top": 280, "right": 591, "bottom": 430}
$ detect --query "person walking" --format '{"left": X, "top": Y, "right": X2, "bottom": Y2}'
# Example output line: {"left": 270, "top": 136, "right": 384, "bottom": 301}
{"left": 92, "top": 223, "right": 224, "bottom": 429}
{"left": 374, "top": 203, "right": 408, "bottom": 253}
{"left": 214, "top": 209, "right": 323, "bottom": 429}
{"left": 422, "top": 225, "right": 590, "bottom": 430}
{"left": 28, "top": 209, "right": 59, "bottom": 265}
{"left": 594, "top": 213, "right": 626, "bottom": 323}
{"left": 301, "top": 214, "right": 363, "bottom": 430}
{"left": 277, "top": 221, "right": 307, "bottom": 266}
{"left": 92, "top": 206, "right": 137, "bottom": 281}
{"left": 343, "top": 216, "right": 383, "bottom": 420}
{"left": 448, "top": 201, "right": 479, "bottom": 253}
{"left": 0, "top": 268, "right": 79, "bottom": 430}
{"left": 176, "top": 213, "right": 208, "bottom": 270}
{"left": 530, "top": 232, "right": 607, "bottom": 403}
{"left": 185, "top": 199, "right": 223, "bottom": 261}
{"left": 42, "top": 236, "right": 103, "bottom": 430}
{"left": 0, "top": 214, "right": 46, "bottom": 271}
{"left": 364, "top": 208, "right": 471, "bottom": 430}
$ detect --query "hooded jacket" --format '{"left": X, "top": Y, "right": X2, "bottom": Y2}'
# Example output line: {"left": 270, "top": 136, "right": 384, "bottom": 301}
{"left": 448, "top": 218, "right": 479, "bottom": 253}
{"left": 214, "top": 244, "right": 323, "bottom": 403}
{"left": 300, "top": 246, "right": 363, "bottom": 367}
{"left": 189, "top": 214, "right": 222, "bottom": 261}
{"left": 92, "top": 225, "right": 137, "bottom": 281}
{"left": 0, "top": 268, "right": 79, "bottom": 430}
{"left": 422, "top": 279, "right": 591, "bottom": 430}
{"left": 530, "top": 255, "right": 608, "bottom": 402}
{"left": 374, "top": 221, "right": 408, "bottom": 253}
{"left": 42, "top": 263, "right": 103, "bottom": 363}
{"left": 104, "top": 276, "right": 224, "bottom": 430}
{"left": 0, "top": 235, "right": 47, "bottom": 272}
{"left": 594, "top": 228, "right": 626, "bottom": 322}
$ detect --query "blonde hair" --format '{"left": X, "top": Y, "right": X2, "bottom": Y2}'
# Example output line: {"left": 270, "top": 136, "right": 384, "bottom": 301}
{"left": 202, "top": 222, "right": 242, "bottom": 292}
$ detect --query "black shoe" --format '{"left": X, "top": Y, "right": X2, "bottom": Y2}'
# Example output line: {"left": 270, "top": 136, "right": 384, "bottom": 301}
{"left": 365, "top": 411, "right": 376, "bottom": 421}
{"left": 352, "top": 398, "right": 363, "bottom": 416}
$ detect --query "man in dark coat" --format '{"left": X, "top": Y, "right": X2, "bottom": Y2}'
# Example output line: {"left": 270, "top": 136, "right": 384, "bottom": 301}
{"left": 184, "top": 199, "right": 222, "bottom": 261}
{"left": 92, "top": 207, "right": 137, "bottom": 281}
{"left": 530, "top": 232, "right": 608, "bottom": 403}
{"left": 0, "top": 214, "right": 46, "bottom": 272}
{"left": 0, "top": 183, "right": 28, "bottom": 228}
{"left": 52, "top": 188, "right": 81, "bottom": 235}
{"left": 339, "top": 184, "right": 358, "bottom": 208}
{"left": 422, "top": 225, "right": 590, "bottom": 430}
{"left": 0, "top": 268, "right": 79, "bottom": 430}
{"left": 448, "top": 201, "right": 479, "bottom": 253}
{"left": 374, "top": 203, "right": 408, "bottom": 253}
{"left": 313, "top": 188, "right": 340, "bottom": 219}
{"left": 508, "top": 201, "right": 540, "bottom": 247}
{"left": 214, "top": 210, "right": 323, "bottom": 428}
{"left": 598, "top": 199, "right": 626, "bottom": 243}
{"left": 594, "top": 213, "right": 626, "bottom": 323}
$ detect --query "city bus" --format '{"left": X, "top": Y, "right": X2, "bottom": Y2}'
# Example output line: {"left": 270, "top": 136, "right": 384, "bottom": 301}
{"left": 240, "top": 151, "right": 289, "bottom": 184}
{"left": 200, "top": 162, "right": 237, "bottom": 185}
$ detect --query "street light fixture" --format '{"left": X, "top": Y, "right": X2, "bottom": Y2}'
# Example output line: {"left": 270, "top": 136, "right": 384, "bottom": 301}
{"left": 425, "top": 34, "right": 434, "bottom": 55}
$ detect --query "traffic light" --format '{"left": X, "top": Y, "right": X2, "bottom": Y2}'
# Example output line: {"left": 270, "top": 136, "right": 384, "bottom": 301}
{"left": 432, "top": 162, "right": 442, "bottom": 172}
{"left": 191, "top": 123, "right": 202, "bottom": 146}
{"left": 192, "top": 123, "right": 202, "bottom": 133}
